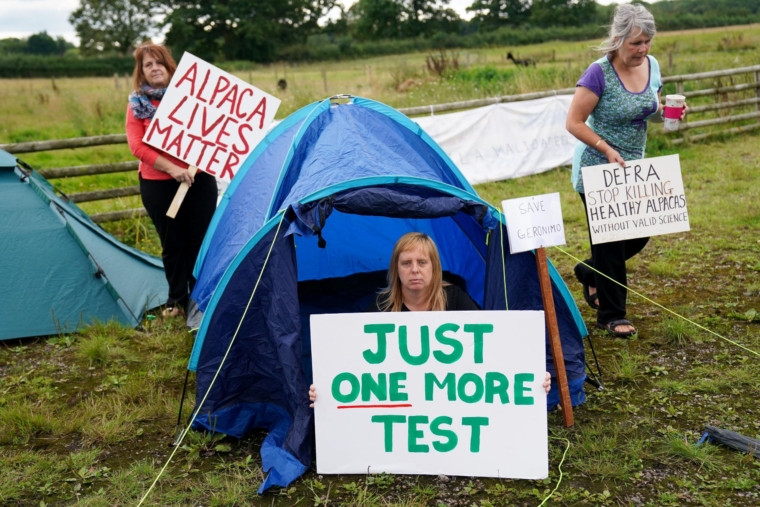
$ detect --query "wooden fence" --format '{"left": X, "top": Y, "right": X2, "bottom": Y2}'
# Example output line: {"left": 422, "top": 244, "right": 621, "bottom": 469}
{"left": 2, "top": 64, "right": 759, "bottom": 223}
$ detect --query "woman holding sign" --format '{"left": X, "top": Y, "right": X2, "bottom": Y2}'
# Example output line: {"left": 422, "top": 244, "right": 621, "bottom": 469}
{"left": 566, "top": 4, "right": 687, "bottom": 337}
{"left": 309, "top": 232, "right": 552, "bottom": 404}
{"left": 126, "top": 44, "right": 217, "bottom": 317}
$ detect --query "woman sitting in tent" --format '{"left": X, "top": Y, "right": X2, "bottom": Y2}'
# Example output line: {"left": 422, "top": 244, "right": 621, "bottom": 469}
{"left": 366, "top": 232, "right": 480, "bottom": 312}
{"left": 310, "top": 232, "right": 551, "bottom": 404}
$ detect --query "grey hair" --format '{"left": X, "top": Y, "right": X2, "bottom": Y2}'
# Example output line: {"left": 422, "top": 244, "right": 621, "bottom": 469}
{"left": 594, "top": 3, "right": 657, "bottom": 55}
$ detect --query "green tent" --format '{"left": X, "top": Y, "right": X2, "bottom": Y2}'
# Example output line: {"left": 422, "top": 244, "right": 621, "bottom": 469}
{"left": 0, "top": 149, "right": 168, "bottom": 340}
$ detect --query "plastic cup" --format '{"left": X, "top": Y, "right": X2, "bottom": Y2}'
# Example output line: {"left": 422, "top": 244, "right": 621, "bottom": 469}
{"left": 664, "top": 94, "right": 686, "bottom": 131}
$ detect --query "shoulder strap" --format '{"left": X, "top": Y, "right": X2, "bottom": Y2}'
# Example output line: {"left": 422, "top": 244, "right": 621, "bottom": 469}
{"left": 648, "top": 55, "right": 662, "bottom": 92}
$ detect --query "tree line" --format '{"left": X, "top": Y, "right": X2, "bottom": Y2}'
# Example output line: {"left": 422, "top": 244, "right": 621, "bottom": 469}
{"left": 1, "top": 0, "right": 759, "bottom": 71}
{"left": 0, "top": 32, "right": 73, "bottom": 57}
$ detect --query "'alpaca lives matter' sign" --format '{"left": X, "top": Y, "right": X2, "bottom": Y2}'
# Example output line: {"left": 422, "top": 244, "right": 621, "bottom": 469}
{"left": 143, "top": 52, "right": 280, "bottom": 183}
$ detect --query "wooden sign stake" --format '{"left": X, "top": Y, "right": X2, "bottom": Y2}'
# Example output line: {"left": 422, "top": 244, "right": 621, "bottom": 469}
{"left": 535, "top": 247, "right": 574, "bottom": 427}
{"left": 166, "top": 165, "right": 198, "bottom": 219}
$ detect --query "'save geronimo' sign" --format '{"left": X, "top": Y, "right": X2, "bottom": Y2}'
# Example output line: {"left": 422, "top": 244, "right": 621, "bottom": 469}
{"left": 502, "top": 192, "right": 566, "bottom": 254}
{"left": 143, "top": 53, "right": 280, "bottom": 182}
{"left": 311, "top": 311, "right": 548, "bottom": 479}
{"left": 581, "top": 154, "right": 689, "bottom": 244}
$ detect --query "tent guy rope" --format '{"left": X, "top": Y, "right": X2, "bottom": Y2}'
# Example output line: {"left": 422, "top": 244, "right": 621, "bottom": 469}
{"left": 554, "top": 246, "right": 760, "bottom": 359}
{"left": 498, "top": 214, "right": 509, "bottom": 311}
{"left": 538, "top": 436, "right": 571, "bottom": 507}
{"left": 136, "top": 212, "right": 287, "bottom": 507}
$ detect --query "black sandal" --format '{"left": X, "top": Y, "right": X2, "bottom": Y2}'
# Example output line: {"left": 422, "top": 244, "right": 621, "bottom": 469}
{"left": 574, "top": 265, "right": 599, "bottom": 310}
{"left": 596, "top": 319, "right": 637, "bottom": 338}
{"left": 582, "top": 283, "right": 599, "bottom": 310}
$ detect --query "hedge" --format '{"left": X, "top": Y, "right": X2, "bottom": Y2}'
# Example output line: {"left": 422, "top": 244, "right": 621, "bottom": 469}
{"left": 0, "top": 55, "right": 134, "bottom": 78}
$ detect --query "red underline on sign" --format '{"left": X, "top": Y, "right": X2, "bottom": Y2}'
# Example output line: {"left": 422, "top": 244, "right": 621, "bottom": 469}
{"left": 337, "top": 404, "right": 413, "bottom": 409}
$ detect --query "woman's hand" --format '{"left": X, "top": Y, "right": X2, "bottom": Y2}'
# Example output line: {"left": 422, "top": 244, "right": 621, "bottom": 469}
{"left": 309, "top": 384, "right": 317, "bottom": 408}
{"left": 153, "top": 155, "right": 195, "bottom": 186}
{"left": 603, "top": 145, "right": 625, "bottom": 167}
{"left": 543, "top": 372, "right": 551, "bottom": 395}
{"left": 680, "top": 101, "right": 689, "bottom": 121}
{"left": 166, "top": 165, "right": 194, "bottom": 186}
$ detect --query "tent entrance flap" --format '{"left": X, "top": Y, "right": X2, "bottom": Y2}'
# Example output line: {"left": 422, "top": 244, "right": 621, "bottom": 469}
{"left": 293, "top": 212, "right": 488, "bottom": 307}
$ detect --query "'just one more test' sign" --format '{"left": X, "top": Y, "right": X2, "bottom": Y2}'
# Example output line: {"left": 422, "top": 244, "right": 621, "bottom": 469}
{"left": 310, "top": 311, "right": 548, "bottom": 479}
{"left": 143, "top": 53, "right": 280, "bottom": 183}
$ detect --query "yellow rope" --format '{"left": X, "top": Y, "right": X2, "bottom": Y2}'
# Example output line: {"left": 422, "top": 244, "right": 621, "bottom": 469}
{"left": 499, "top": 214, "right": 509, "bottom": 311}
{"left": 538, "top": 436, "right": 571, "bottom": 507}
{"left": 553, "top": 245, "right": 760, "bottom": 358}
{"left": 136, "top": 213, "right": 287, "bottom": 506}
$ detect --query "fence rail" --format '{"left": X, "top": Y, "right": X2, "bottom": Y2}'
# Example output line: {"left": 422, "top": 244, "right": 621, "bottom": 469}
{"left": 39, "top": 161, "right": 139, "bottom": 179}
{"left": 2, "top": 64, "right": 759, "bottom": 222}
{"left": 2, "top": 134, "right": 127, "bottom": 154}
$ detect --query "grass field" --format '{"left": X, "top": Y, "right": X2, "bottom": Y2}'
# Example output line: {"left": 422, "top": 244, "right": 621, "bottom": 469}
{"left": 1, "top": 25, "right": 760, "bottom": 506}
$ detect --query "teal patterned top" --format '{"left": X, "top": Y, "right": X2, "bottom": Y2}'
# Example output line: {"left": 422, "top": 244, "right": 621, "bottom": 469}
{"left": 571, "top": 55, "right": 662, "bottom": 193}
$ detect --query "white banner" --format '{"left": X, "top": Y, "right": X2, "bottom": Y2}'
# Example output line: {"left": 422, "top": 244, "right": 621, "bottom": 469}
{"left": 144, "top": 53, "right": 280, "bottom": 183}
{"left": 415, "top": 96, "right": 574, "bottom": 184}
{"left": 311, "top": 311, "right": 548, "bottom": 479}
{"left": 581, "top": 154, "right": 690, "bottom": 245}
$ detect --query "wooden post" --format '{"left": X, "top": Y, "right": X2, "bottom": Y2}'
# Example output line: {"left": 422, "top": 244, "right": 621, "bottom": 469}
{"left": 166, "top": 166, "right": 199, "bottom": 218}
{"left": 114, "top": 73, "right": 120, "bottom": 90}
{"left": 755, "top": 71, "right": 760, "bottom": 113}
{"left": 321, "top": 66, "right": 327, "bottom": 93}
{"left": 535, "top": 248, "right": 574, "bottom": 427}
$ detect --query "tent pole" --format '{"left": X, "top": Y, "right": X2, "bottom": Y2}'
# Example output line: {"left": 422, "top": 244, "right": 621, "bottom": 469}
{"left": 584, "top": 335, "right": 605, "bottom": 391}
{"left": 173, "top": 369, "right": 191, "bottom": 445}
{"left": 535, "top": 247, "right": 575, "bottom": 427}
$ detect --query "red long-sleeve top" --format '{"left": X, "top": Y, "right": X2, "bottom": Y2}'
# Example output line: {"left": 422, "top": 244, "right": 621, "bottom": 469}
{"left": 125, "top": 102, "right": 188, "bottom": 181}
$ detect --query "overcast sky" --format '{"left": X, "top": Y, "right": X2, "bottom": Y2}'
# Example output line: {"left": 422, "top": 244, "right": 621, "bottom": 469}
{"left": 0, "top": 0, "right": 628, "bottom": 44}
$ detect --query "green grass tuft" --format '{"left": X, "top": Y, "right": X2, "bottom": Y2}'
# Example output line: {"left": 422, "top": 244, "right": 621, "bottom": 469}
{"left": 667, "top": 435, "right": 721, "bottom": 470}
{"left": 647, "top": 260, "right": 682, "bottom": 278}
{"left": 659, "top": 317, "right": 696, "bottom": 347}
{"left": 609, "top": 349, "right": 647, "bottom": 384}
{"left": 0, "top": 400, "right": 58, "bottom": 445}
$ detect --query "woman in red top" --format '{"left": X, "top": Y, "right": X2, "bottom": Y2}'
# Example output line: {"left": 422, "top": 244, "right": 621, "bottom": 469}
{"left": 126, "top": 44, "right": 217, "bottom": 317}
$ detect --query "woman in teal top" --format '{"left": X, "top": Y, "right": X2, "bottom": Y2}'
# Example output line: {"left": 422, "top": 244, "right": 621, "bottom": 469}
{"left": 566, "top": 4, "right": 687, "bottom": 337}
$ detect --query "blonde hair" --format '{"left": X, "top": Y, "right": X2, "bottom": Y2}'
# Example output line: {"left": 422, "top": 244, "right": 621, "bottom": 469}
{"left": 594, "top": 3, "right": 656, "bottom": 56}
{"left": 132, "top": 44, "right": 178, "bottom": 91}
{"left": 378, "top": 232, "right": 449, "bottom": 312}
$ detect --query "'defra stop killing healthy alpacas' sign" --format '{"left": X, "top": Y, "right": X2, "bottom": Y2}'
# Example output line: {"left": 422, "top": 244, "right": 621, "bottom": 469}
{"left": 310, "top": 311, "right": 549, "bottom": 479}
{"left": 581, "top": 154, "right": 690, "bottom": 245}
{"left": 143, "top": 53, "right": 280, "bottom": 183}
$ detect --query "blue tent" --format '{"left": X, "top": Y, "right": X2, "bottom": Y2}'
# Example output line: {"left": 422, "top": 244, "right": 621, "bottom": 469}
{"left": 188, "top": 97, "right": 588, "bottom": 492}
{"left": 0, "top": 150, "right": 168, "bottom": 340}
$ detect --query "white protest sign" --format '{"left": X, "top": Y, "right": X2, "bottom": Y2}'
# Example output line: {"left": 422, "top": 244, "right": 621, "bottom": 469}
{"left": 501, "top": 192, "right": 566, "bottom": 254}
{"left": 143, "top": 52, "right": 280, "bottom": 183}
{"left": 311, "top": 311, "right": 548, "bottom": 479}
{"left": 581, "top": 154, "right": 689, "bottom": 244}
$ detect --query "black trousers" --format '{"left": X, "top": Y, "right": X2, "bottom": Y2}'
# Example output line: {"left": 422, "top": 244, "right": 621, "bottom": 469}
{"left": 576, "top": 193, "right": 649, "bottom": 323}
{"left": 140, "top": 172, "right": 217, "bottom": 309}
